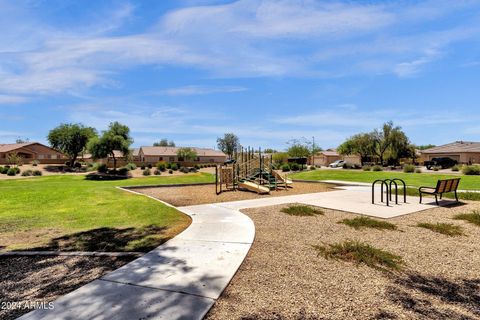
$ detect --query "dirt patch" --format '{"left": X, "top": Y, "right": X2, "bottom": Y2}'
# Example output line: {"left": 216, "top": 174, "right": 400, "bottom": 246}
{"left": 0, "top": 255, "right": 133, "bottom": 320}
{"left": 206, "top": 201, "right": 480, "bottom": 319}
{"left": 135, "top": 182, "right": 334, "bottom": 207}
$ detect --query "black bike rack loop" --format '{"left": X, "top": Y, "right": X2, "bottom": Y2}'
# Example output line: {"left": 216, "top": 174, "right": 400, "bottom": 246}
{"left": 372, "top": 178, "right": 407, "bottom": 206}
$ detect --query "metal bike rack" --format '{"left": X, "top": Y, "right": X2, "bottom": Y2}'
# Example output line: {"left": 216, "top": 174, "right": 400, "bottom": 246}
{"left": 372, "top": 178, "right": 407, "bottom": 206}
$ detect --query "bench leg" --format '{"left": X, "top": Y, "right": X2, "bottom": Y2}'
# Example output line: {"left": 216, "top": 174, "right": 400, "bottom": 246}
{"left": 455, "top": 190, "right": 459, "bottom": 202}
{"left": 435, "top": 194, "right": 439, "bottom": 206}
{"left": 440, "top": 193, "right": 443, "bottom": 199}
{"left": 419, "top": 192, "right": 422, "bottom": 204}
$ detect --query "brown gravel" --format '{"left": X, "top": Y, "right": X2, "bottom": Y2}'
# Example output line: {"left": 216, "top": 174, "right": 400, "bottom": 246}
{"left": 135, "top": 182, "right": 333, "bottom": 207}
{"left": 206, "top": 201, "right": 480, "bottom": 320}
{"left": 0, "top": 255, "right": 133, "bottom": 320}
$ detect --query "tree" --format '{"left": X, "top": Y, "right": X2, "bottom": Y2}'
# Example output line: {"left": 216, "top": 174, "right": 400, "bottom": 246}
{"left": 15, "top": 138, "right": 29, "bottom": 144}
{"left": 263, "top": 148, "right": 277, "bottom": 154}
{"left": 154, "top": 139, "right": 175, "bottom": 147}
{"left": 372, "top": 121, "right": 408, "bottom": 165}
{"left": 7, "top": 152, "right": 23, "bottom": 166}
{"left": 286, "top": 139, "right": 311, "bottom": 158}
{"left": 415, "top": 144, "right": 436, "bottom": 150}
{"left": 88, "top": 122, "right": 133, "bottom": 171}
{"left": 217, "top": 133, "right": 239, "bottom": 159}
{"left": 176, "top": 147, "right": 198, "bottom": 161}
{"left": 337, "top": 133, "right": 375, "bottom": 166}
{"left": 48, "top": 123, "right": 97, "bottom": 167}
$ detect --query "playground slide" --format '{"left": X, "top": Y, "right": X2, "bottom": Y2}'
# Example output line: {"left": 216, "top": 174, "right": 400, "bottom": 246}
{"left": 273, "top": 171, "right": 293, "bottom": 187}
{"left": 238, "top": 181, "right": 270, "bottom": 194}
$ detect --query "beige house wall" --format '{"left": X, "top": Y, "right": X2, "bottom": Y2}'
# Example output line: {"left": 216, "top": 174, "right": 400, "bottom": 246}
{"left": 0, "top": 144, "right": 65, "bottom": 165}
{"left": 420, "top": 153, "right": 480, "bottom": 164}
{"left": 138, "top": 150, "right": 226, "bottom": 165}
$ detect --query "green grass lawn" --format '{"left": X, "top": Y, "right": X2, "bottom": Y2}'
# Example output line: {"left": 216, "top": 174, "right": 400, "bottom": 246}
{"left": 0, "top": 173, "right": 214, "bottom": 251}
{"left": 291, "top": 170, "right": 480, "bottom": 190}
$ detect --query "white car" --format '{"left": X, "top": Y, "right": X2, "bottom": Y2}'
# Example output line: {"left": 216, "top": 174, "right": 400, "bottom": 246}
{"left": 329, "top": 160, "right": 345, "bottom": 168}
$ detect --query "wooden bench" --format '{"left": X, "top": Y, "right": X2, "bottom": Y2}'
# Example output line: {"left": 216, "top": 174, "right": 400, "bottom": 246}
{"left": 419, "top": 178, "right": 460, "bottom": 205}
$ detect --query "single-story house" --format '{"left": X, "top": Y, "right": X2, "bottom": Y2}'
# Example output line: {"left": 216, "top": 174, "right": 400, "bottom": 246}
{"left": 138, "top": 146, "right": 226, "bottom": 165}
{"left": 310, "top": 149, "right": 361, "bottom": 167}
{"left": 420, "top": 141, "right": 480, "bottom": 164}
{"left": 81, "top": 148, "right": 140, "bottom": 167}
{"left": 0, "top": 142, "right": 65, "bottom": 165}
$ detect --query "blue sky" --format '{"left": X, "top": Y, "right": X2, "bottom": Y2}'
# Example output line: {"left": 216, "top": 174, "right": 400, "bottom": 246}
{"left": 1, "top": 0, "right": 480, "bottom": 150}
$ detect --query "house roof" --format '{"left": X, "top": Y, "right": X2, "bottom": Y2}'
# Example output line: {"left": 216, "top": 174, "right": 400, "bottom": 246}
{"left": 140, "top": 146, "right": 226, "bottom": 157}
{"left": 0, "top": 142, "right": 59, "bottom": 153}
{"left": 315, "top": 150, "right": 339, "bottom": 156}
{"left": 421, "top": 141, "right": 480, "bottom": 154}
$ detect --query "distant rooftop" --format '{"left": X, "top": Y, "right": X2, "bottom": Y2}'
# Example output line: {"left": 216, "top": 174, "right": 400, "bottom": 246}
{"left": 421, "top": 141, "right": 480, "bottom": 153}
{"left": 0, "top": 142, "right": 41, "bottom": 153}
{"left": 140, "top": 146, "right": 226, "bottom": 157}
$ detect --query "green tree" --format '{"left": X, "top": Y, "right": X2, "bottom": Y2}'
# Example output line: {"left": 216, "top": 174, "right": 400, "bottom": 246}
{"left": 154, "top": 139, "right": 175, "bottom": 147}
{"left": 272, "top": 152, "right": 289, "bottom": 165}
{"left": 176, "top": 147, "right": 198, "bottom": 161}
{"left": 88, "top": 122, "right": 133, "bottom": 171}
{"left": 337, "top": 133, "right": 375, "bottom": 166}
{"left": 217, "top": 133, "right": 240, "bottom": 159}
{"left": 7, "top": 152, "right": 23, "bottom": 166}
{"left": 372, "top": 121, "right": 408, "bottom": 165}
{"left": 415, "top": 144, "right": 436, "bottom": 150}
{"left": 286, "top": 141, "right": 311, "bottom": 158}
{"left": 48, "top": 123, "right": 97, "bottom": 167}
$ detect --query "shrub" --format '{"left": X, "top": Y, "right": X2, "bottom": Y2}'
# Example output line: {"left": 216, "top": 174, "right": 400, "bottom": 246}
{"left": 290, "top": 163, "right": 300, "bottom": 171}
{"left": 433, "top": 166, "right": 440, "bottom": 171}
{"left": 403, "top": 164, "right": 415, "bottom": 173}
{"left": 147, "top": 164, "right": 153, "bottom": 169}
{"left": 416, "top": 222, "right": 464, "bottom": 236}
{"left": 97, "top": 164, "right": 108, "bottom": 173}
{"left": 451, "top": 165, "right": 460, "bottom": 172}
{"left": 154, "top": 169, "right": 161, "bottom": 175}
{"left": 194, "top": 164, "right": 200, "bottom": 170}
{"left": 32, "top": 160, "right": 39, "bottom": 167}
{"left": 372, "top": 165, "right": 383, "bottom": 172}
{"left": 313, "top": 240, "right": 403, "bottom": 272}
{"left": 7, "top": 168, "right": 17, "bottom": 176}
{"left": 117, "top": 168, "right": 129, "bottom": 176}
{"left": 415, "top": 168, "right": 422, "bottom": 173}
{"left": 339, "top": 217, "right": 397, "bottom": 230}
{"left": 171, "top": 163, "right": 178, "bottom": 171}
{"left": 0, "top": 166, "right": 3, "bottom": 174}
{"left": 21, "top": 170, "right": 33, "bottom": 176}
{"left": 0, "top": 166, "right": 10, "bottom": 174}
{"left": 281, "top": 164, "right": 290, "bottom": 172}
{"left": 166, "top": 163, "right": 172, "bottom": 169}
{"left": 74, "top": 162, "right": 82, "bottom": 168}
{"left": 33, "top": 170, "right": 42, "bottom": 176}
{"left": 281, "top": 205, "right": 323, "bottom": 216}
{"left": 453, "top": 210, "right": 480, "bottom": 226}
{"left": 309, "top": 165, "right": 316, "bottom": 170}
{"left": 168, "top": 169, "right": 173, "bottom": 174}
{"left": 156, "top": 163, "right": 166, "bottom": 171}
{"left": 140, "top": 164, "right": 146, "bottom": 170}
{"left": 125, "top": 163, "right": 137, "bottom": 170}
{"left": 362, "top": 166, "right": 371, "bottom": 171}
{"left": 462, "top": 165, "right": 480, "bottom": 175}
{"left": 142, "top": 168, "right": 151, "bottom": 176}
{"left": 179, "top": 167, "right": 189, "bottom": 174}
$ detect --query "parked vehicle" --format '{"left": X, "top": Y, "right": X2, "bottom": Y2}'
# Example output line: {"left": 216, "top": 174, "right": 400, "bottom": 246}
{"left": 424, "top": 157, "right": 458, "bottom": 170}
{"left": 329, "top": 160, "right": 345, "bottom": 168}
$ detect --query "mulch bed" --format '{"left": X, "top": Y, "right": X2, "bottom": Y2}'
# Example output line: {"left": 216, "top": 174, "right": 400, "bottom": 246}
{"left": 206, "top": 201, "right": 480, "bottom": 319}
{"left": 0, "top": 255, "right": 133, "bottom": 320}
{"left": 135, "top": 181, "right": 334, "bottom": 207}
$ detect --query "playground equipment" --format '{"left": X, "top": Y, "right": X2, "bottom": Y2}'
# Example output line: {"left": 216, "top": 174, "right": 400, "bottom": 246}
{"left": 372, "top": 178, "right": 407, "bottom": 206}
{"left": 215, "top": 147, "right": 292, "bottom": 195}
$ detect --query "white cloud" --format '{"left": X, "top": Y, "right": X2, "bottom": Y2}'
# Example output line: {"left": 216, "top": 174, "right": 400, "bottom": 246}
{"left": 156, "top": 85, "right": 247, "bottom": 96}
{"left": 0, "top": 94, "right": 28, "bottom": 104}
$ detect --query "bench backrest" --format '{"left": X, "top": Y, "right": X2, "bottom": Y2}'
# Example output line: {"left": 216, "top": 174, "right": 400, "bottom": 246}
{"left": 435, "top": 178, "right": 460, "bottom": 193}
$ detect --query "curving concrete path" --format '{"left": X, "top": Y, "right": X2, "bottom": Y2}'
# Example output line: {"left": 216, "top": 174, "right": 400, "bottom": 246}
{"left": 18, "top": 184, "right": 442, "bottom": 320}
{"left": 18, "top": 189, "right": 255, "bottom": 320}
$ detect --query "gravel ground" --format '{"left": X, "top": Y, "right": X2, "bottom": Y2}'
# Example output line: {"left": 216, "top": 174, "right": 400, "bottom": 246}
{"left": 0, "top": 255, "right": 133, "bottom": 320}
{"left": 135, "top": 182, "right": 333, "bottom": 207}
{"left": 206, "top": 201, "right": 480, "bottom": 320}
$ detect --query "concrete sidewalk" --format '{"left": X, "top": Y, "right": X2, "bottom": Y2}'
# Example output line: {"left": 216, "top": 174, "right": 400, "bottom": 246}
{"left": 19, "top": 185, "right": 443, "bottom": 320}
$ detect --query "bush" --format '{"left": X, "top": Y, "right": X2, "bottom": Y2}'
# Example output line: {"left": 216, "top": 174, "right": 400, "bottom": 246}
{"left": 171, "top": 163, "right": 178, "bottom": 171}
{"left": 372, "top": 165, "right": 383, "bottom": 172}
{"left": 118, "top": 167, "right": 129, "bottom": 176}
{"left": 74, "top": 162, "right": 82, "bottom": 168}
{"left": 415, "top": 168, "right": 422, "bottom": 173}
{"left": 97, "top": 164, "right": 108, "bottom": 173}
{"left": 403, "top": 164, "right": 415, "bottom": 173}
{"left": 362, "top": 166, "right": 371, "bottom": 171}
{"left": 194, "top": 164, "right": 200, "bottom": 170}
{"left": 156, "top": 163, "right": 166, "bottom": 171}
{"left": 21, "top": 170, "right": 33, "bottom": 176}
{"left": 0, "top": 166, "right": 10, "bottom": 174}
{"left": 309, "top": 165, "right": 316, "bottom": 170}
{"left": 142, "top": 168, "right": 151, "bottom": 176}
{"left": 281, "top": 164, "right": 290, "bottom": 172}
{"left": 0, "top": 166, "right": 4, "bottom": 174}
{"left": 180, "top": 167, "right": 189, "bottom": 174}
{"left": 32, "top": 160, "right": 39, "bottom": 167}
{"left": 433, "top": 166, "right": 440, "bottom": 171}
{"left": 166, "top": 163, "right": 172, "bottom": 169}
{"left": 125, "top": 163, "right": 137, "bottom": 170}
{"left": 451, "top": 165, "right": 460, "bottom": 172}
{"left": 147, "top": 164, "right": 152, "bottom": 169}
{"left": 154, "top": 169, "right": 161, "bottom": 175}
{"left": 462, "top": 165, "right": 480, "bottom": 175}
{"left": 33, "top": 170, "right": 42, "bottom": 176}
{"left": 168, "top": 169, "right": 173, "bottom": 174}
{"left": 140, "top": 164, "right": 146, "bottom": 170}
{"left": 290, "top": 163, "right": 300, "bottom": 171}
{"left": 7, "top": 168, "right": 17, "bottom": 176}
